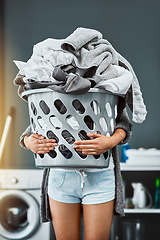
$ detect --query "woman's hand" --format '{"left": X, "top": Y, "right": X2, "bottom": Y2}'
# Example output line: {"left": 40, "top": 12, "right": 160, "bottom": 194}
{"left": 73, "top": 130, "right": 126, "bottom": 155}
{"left": 24, "top": 133, "right": 58, "bottom": 154}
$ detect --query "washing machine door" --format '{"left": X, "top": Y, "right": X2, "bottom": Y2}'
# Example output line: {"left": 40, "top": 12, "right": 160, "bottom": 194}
{"left": 0, "top": 190, "right": 40, "bottom": 239}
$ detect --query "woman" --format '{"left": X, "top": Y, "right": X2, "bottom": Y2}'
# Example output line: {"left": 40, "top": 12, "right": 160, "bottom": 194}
{"left": 14, "top": 27, "right": 142, "bottom": 240}
{"left": 20, "top": 96, "right": 132, "bottom": 240}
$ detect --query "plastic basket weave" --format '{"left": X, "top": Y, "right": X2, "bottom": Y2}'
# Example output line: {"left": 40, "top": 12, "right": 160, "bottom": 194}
{"left": 23, "top": 88, "right": 119, "bottom": 168}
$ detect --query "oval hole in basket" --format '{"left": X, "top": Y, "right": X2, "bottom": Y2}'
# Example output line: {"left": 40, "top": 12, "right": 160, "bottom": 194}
{"left": 31, "top": 102, "right": 37, "bottom": 116}
{"left": 99, "top": 117, "right": 108, "bottom": 132}
{"left": 39, "top": 154, "right": 44, "bottom": 158}
{"left": 110, "top": 118, "right": 114, "bottom": 132}
{"left": 93, "top": 155, "right": 100, "bottom": 159}
{"left": 66, "top": 115, "right": 79, "bottom": 130}
{"left": 59, "top": 144, "right": 72, "bottom": 159}
{"left": 75, "top": 150, "right": 87, "bottom": 159}
{"left": 50, "top": 115, "right": 63, "bottom": 129}
{"left": 90, "top": 100, "right": 101, "bottom": 115}
{"left": 47, "top": 130, "right": 59, "bottom": 143}
{"left": 54, "top": 99, "right": 67, "bottom": 114}
{"left": 61, "top": 130, "right": 75, "bottom": 144}
{"left": 84, "top": 115, "right": 94, "bottom": 130}
{"left": 103, "top": 151, "right": 109, "bottom": 160}
{"left": 72, "top": 99, "right": 85, "bottom": 114}
{"left": 105, "top": 102, "right": 112, "bottom": 118}
{"left": 106, "top": 132, "right": 111, "bottom": 137}
{"left": 37, "top": 116, "right": 47, "bottom": 129}
{"left": 31, "top": 117, "right": 36, "bottom": 131}
{"left": 48, "top": 150, "right": 57, "bottom": 158}
{"left": 115, "top": 104, "right": 118, "bottom": 119}
{"left": 78, "top": 130, "right": 90, "bottom": 140}
{"left": 39, "top": 100, "right": 50, "bottom": 115}
{"left": 96, "top": 130, "right": 101, "bottom": 134}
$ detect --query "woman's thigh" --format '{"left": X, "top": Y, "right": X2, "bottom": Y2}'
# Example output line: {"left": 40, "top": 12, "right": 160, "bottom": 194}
{"left": 49, "top": 196, "right": 81, "bottom": 240}
{"left": 82, "top": 200, "right": 115, "bottom": 240}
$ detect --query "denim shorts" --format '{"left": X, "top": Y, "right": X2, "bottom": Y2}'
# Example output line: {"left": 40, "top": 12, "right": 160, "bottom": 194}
{"left": 48, "top": 169, "right": 115, "bottom": 204}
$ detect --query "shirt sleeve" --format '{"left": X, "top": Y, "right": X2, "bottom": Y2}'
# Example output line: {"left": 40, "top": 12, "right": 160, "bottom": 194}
{"left": 19, "top": 125, "right": 32, "bottom": 149}
{"left": 115, "top": 97, "right": 132, "bottom": 144}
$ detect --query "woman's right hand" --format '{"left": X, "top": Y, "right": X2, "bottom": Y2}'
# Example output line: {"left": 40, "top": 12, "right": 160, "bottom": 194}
{"left": 24, "top": 133, "right": 58, "bottom": 154}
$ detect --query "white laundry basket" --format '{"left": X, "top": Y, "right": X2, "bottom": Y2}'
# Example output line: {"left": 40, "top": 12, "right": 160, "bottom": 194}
{"left": 23, "top": 88, "right": 119, "bottom": 168}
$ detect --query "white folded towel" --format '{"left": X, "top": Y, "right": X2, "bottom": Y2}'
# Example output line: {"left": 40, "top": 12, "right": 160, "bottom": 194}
{"left": 126, "top": 148, "right": 160, "bottom": 157}
{"left": 126, "top": 148, "right": 160, "bottom": 165}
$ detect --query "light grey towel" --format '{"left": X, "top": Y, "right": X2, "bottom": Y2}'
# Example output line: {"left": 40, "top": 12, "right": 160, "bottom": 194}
{"left": 61, "top": 27, "right": 147, "bottom": 123}
{"left": 62, "top": 28, "right": 118, "bottom": 73}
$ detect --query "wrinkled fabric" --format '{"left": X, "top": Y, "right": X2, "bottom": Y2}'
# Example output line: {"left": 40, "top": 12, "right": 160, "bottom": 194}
{"left": 13, "top": 27, "right": 147, "bottom": 123}
{"left": 61, "top": 27, "right": 147, "bottom": 123}
{"left": 94, "top": 65, "right": 132, "bottom": 95}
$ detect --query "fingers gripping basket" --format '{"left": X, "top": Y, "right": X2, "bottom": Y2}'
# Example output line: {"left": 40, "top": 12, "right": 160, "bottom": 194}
{"left": 23, "top": 88, "right": 119, "bottom": 168}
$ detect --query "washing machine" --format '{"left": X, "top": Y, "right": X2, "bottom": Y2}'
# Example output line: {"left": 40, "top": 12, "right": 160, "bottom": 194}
{"left": 0, "top": 169, "right": 50, "bottom": 240}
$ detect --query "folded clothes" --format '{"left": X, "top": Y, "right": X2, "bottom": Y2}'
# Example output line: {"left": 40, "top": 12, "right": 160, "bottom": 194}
{"left": 125, "top": 148, "right": 160, "bottom": 165}
{"left": 13, "top": 27, "right": 147, "bottom": 123}
{"left": 126, "top": 159, "right": 160, "bottom": 165}
{"left": 126, "top": 148, "right": 160, "bottom": 157}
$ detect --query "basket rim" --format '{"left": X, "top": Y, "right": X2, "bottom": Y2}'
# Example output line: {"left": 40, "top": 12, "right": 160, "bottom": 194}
{"left": 22, "top": 88, "right": 122, "bottom": 97}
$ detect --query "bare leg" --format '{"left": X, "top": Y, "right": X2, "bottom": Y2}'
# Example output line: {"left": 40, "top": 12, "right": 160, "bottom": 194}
{"left": 49, "top": 196, "right": 81, "bottom": 240}
{"left": 82, "top": 200, "right": 115, "bottom": 240}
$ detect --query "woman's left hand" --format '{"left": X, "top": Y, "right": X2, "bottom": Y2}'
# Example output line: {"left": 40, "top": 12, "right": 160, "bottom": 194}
{"left": 73, "top": 132, "right": 116, "bottom": 155}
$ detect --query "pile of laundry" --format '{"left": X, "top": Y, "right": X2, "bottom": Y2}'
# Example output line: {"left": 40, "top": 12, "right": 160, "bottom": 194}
{"left": 13, "top": 27, "right": 147, "bottom": 123}
{"left": 125, "top": 148, "right": 160, "bottom": 166}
